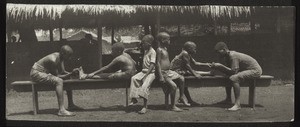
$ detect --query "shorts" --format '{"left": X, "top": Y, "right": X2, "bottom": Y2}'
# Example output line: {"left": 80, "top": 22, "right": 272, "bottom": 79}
{"left": 229, "top": 69, "right": 262, "bottom": 83}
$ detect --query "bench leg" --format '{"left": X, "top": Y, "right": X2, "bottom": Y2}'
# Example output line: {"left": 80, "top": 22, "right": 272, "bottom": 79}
{"left": 32, "top": 84, "right": 39, "bottom": 115}
{"left": 126, "top": 88, "right": 129, "bottom": 106}
{"left": 249, "top": 79, "right": 256, "bottom": 109}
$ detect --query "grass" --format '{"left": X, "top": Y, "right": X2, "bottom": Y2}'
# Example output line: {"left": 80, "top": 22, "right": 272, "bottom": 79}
{"left": 6, "top": 83, "right": 294, "bottom": 122}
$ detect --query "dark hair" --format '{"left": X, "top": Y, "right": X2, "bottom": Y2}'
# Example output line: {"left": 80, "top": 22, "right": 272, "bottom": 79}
{"left": 156, "top": 32, "right": 169, "bottom": 43}
{"left": 60, "top": 45, "right": 73, "bottom": 55}
{"left": 183, "top": 41, "right": 196, "bottom": 50}
{"left": 214, "top": 42, "right": 228, "bottom": 51}
{"left": 142, "top": 34, "right": 154, "bottom": 45}
{"left": 112, "top": 42, "right": 125, "bottom": 52}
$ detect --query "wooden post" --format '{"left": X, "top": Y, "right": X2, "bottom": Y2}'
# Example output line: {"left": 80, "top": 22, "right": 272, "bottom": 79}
{"left": 59, "top": 18, "right": 63, "bottom": 41}
{"left": 49, "top": 20, "right": 53, "bottom": 42}
{"left": 111, "top": 26, "right": 115, "bottom": 44}
{"left": 97, "top": 20, "right": 103, "bottom": 68}
{"left": 249, "top": 79, "right": 256, "bottom": 109}
{"left": 156, "top": 10, "right": 161, "bottom": 35}
{"left": 32, "top": 84, "right": 39, "bottom": 115}
{"left": 144, "top": 25, "right": 150, "bottom": 34}
{"left": 213, "top": 20, "right": 218, "bottom": 35}
{"left": 177, "top": 25, "right": 181, "bottom": 37}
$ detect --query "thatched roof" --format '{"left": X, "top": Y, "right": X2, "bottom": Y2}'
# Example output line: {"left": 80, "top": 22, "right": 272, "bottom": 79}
{"left": 7, "top": 4, "right": 253, "bottom": 29}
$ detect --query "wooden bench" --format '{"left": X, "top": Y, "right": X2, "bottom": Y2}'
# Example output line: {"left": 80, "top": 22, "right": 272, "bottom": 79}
{"left": 11, "top": 75, "right": 273, "bottom": 115}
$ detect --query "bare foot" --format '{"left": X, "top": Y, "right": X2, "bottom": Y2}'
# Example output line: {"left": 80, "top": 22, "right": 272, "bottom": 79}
{"left": 57, "top": 110, "right": 76, "bottom": 117}
{"left": 138, "top": 107, "right": 147, "bottom": 114}
{"left": 227, "top": 105, "right": 241, "bottom": 111}
{"left": 129, "top": 98, "right": 138, "bottom": 106}
{"left": 68, "top": 105, "right": 84, "bottom": 111}
{"left": 216, "top": 99, "right": 232, "bottom": 104}
{"left": 189, "top": 101, "right": 202, "bottom": 106}
{"left": 178, "top": 98, "right": 191, "bottom": 106}
{"left": 171, "top": 106, "right": 183, "bottom": 112}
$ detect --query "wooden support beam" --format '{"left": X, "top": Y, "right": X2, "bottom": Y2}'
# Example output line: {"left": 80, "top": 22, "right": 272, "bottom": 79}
{"left": 59, "top": 18, "right": 63, "bottom": 41}
{"left": 144, "top": 25, "right": 150, "bottom": 35}
{"left": 111, "top": 26, "right": 115, "bottom": 44}
{"left": 49, "top": 20, "right": 53, "bottom": 42}
{"left": 97, "top": 20, "right": 103, "bottom": 68}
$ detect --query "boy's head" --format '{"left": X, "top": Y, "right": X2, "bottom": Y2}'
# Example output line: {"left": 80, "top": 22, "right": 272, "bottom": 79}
{"left": 156, "top": 32, "right": 170, "bottom": 46}
{"left": 183, "top": 41, "right": 197, "bottom": 54}
{"left": 111, "top": 42, "right": 125, "bottom": 57}
{"left": 214, "top": 42, "right": 229, "bottom": 56}
{"left": 60, "top": 45, "right": 73, "bottom": 60}
{"left": 141, "top": 34, "right": 154, "bottom": 50}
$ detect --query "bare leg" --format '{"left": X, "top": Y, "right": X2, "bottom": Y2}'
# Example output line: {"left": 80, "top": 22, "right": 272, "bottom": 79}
{"left": 166, "top": 78, "right": 183, "bottom": 112}
{"left": 138, "top": 98, "right": 148, "bottom": 114}
{"left": 55, "top": 79, "right": 75, "bottom": 116}
{"left": 217, "top": 86, "right": 232, "bottom": 104}
{"left": 228, "top": 83, "right": 241, "bottom": 111}
{"left": 176, "top": 76, "right": 190, "bottom": 106}
{"left": 184, "top": 87, "right": 201, "bottom": 106}
{"left": 66, "top": 90, "right": 83, "bottom": 110}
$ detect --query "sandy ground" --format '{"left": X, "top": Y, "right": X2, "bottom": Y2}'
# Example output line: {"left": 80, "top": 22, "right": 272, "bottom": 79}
{"left": 6, "top": 85, "right": 294, "bottom": 122}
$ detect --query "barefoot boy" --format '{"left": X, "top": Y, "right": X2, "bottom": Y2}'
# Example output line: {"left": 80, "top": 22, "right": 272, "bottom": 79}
{"left": 87, "top": 42, "right": 136, "bottom": 79}
{"left": 210, "top": 42, "right": 262, "bottom": 111}
{"left": 170, "top": 41, "right": 211, "bottom": 106}
{"left": 156, "top": 32, "right": 189, "bottom": 112}
{"left": 30, "top": 45, "right": 81, "bottom": 116}
{"left": 129, "top": 34, "right": 156, "bottom": 114}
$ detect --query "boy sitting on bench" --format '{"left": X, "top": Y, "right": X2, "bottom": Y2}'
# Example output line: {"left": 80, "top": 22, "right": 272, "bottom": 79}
{"left": 170, "top": 41, "right": 212, "bottom": 106}
{"left": 86, "top": 42, "right": 137, "bottom": 79}
{"left": 30, "top": 45, "right": 81, "bottom": 117}
{"left": 210, "top": 42, "right": 262, "bottom": 111}
{"left": 156, "top": 32, "right": 189, "bottom": 112}
{"left": 129, "top": 34, "right": 156, "bottom": 114}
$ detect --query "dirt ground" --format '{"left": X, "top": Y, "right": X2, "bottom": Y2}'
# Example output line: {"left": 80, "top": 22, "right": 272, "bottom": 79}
{"left": 6, "top": 84, "right": 294, "bottom": 122}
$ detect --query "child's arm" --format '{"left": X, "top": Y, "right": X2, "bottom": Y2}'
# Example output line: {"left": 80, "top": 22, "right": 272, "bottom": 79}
{"left": 191, "top": 57, "right": 210, "bottom": 67}
{"left": 89, "top": 57, "right": 119, "bottom": 76}
{"left": 211, "top": 58, "right": 239, "bottom": 75}
{"left": 182, "top": 53, "right": 202, "bottom": 78}
{"left": 156, "top": 48, "right": 165, "bottom": 83}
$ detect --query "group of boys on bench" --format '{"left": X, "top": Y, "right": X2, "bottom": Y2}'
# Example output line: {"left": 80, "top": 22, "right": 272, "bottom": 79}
{"left": 30, "top": 32, "right": 263, "bottom": 117}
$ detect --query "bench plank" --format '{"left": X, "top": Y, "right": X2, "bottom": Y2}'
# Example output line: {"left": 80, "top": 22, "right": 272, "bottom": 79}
{"left": 11, "top": 75, "right": 274, "bottom": 92}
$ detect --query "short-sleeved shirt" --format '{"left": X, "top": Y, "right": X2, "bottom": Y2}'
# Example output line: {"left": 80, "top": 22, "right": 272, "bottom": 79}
{"left": 170, "top": 50, "right": 192, "bottom": 73}
{"left": 227, "top": 51, "right": 262, "bottom": 72}
{"left": 142, "top": 47, "right": 156, "bottom": 69}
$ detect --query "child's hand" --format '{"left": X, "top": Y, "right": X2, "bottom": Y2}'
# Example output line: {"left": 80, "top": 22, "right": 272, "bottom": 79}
{"left": 71, "top": 68, "right": 80, "bottom": 75}
{"left": 195, "top": 74, "right": 202, "bottom": 79}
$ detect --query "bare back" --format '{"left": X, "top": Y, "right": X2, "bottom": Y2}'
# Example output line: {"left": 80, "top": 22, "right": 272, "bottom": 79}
{"left": 115, "top": 53, "right": 136, "bottom": 72}
{"left": 36, "top": 52, "right": 61, "bottom": 75}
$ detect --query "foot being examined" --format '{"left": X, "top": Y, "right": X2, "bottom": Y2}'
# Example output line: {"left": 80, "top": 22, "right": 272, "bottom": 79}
{"left": 57, "top": 110, "right": 76, "bottom": 117}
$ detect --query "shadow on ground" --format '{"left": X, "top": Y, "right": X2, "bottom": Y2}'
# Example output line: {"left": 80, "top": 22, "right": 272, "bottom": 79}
{"left": 7, "top": 103, "right": 265, "bottom": 116}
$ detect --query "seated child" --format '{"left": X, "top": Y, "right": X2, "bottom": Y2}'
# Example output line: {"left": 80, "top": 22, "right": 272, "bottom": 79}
{"left": 170, "top": 41, "right": 212, "bottom": 106}
{"left": 156, "top": 32, "right": 189, "bottom": 112}
{"left": 129, "top": 34, "right": 156, "bottom": 114}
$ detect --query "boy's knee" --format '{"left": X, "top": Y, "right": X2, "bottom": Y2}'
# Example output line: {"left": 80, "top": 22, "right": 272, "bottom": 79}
{"left": 229, "top": 75, "right": 240, "bottom": 83}
{"left": 179, "top": 76, "right": 185, "bottom": 82}
{"left": 54, "top": 77, "right": 63, "bottom": 85}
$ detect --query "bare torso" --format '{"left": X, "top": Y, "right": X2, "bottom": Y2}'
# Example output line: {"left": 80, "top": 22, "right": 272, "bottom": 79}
{"left": 116, "top": 53, "right": 136, "bottom": 72}
{"left": 36, "top": 52, "right": 61, "bottom": 75}
{"left": 158, "top": 47, "right": 171, "bottom": 70}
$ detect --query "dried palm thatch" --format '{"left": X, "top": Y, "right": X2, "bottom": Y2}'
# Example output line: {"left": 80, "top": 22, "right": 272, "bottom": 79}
{"left": 7, "top": 4, "right": 252, "bottom": 22}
